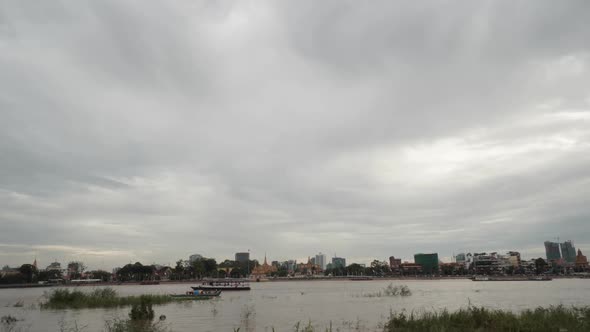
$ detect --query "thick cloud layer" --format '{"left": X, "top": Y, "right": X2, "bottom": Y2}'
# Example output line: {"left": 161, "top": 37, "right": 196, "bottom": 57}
{"left": 1, "top": 1, "right": 589, "bottom": 269}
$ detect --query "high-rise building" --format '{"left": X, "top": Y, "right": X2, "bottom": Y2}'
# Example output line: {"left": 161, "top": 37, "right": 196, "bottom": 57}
{"left": 414, "top": 253, "right": 439, "bottom": 274}
{"left": 332, "top": 257, "right": 346, "bottom": 268}
{"left": 544, "top": 241, "right": 562, "bottom": 262}
{"left": 455, "top": 253, "right": 466, "bottom": 264}
{"left": 560, "top": 241, "right": 576, "bottom": 263}
{"left": 285, "top": 260, "right": 297, "bottom": 272}
{"left": 315, "top": 253, "right": 326, "bottom": 270}
{"left": 235, "top": 252, "right": 250, "bottom": 263}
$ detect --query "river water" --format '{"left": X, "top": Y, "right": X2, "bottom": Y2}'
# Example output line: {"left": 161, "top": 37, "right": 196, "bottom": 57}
{"left": 1, "top": 279, "right": 589, "bottom": 331}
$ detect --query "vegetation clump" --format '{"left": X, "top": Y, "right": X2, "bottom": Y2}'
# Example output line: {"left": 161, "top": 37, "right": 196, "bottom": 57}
{"left": 104, "top": 301, "right": 168, "bottom": 332}
{"left": 42, "top": 287, "right": 173, "bottom": 309}
{"left": 383, "top": 305, "right": 590, "bottom": 332}
{"left": 360, "top": 284, "right": 412, "bottom": 298}
{"left": 1, "top": 315, "right": 19, "bottom": 324}
{"left": 129, "top": 298, "right": 154, "bottom": 321}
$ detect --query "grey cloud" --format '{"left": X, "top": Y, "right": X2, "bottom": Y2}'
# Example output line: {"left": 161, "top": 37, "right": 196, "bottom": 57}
{"left": 1, "top": 0, "right": 589, "bottom": 268}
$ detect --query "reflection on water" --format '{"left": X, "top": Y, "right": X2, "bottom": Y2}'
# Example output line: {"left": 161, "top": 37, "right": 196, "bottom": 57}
{"left": 1, "top": 279, "right": 590, "bottom": 331}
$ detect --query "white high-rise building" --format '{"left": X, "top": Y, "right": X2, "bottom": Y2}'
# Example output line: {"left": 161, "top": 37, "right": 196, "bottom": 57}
{"left": 315, "top": 252, "right": 327, "bottom": 270}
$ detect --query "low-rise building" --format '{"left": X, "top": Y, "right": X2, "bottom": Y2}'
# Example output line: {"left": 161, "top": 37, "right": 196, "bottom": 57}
{"left": 507, "top": 252, "right": 521, "bottom": 268}
{"left": 0, "top": 266, "right": 20, "bottom": 278}
{"left": 472, "top": 252, "right": 502, "bottom": 275}
{"left": 576, "top": 249, "right": 588, "bottom": 270}
{"left": 46, "top": 262, "right": 62, "bottom": 271}
{"left": 440, "top": 262, "right": 463, "bottom": 275}
{"left": 400, "top": 263, "right": 422, "bottom": 275}
{"left": 251, "top": 255, "right": 277, "bottom": 277}
{"left": 297, "top": 257, "right": 322, "bottom": 276}
{"left": 389, "top": 256, "right": 402, "bottom": 273}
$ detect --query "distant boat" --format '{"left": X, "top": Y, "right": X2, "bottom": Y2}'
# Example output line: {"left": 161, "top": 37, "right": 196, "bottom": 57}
{"left": 471, "top": 276, "right": 552, "bottom": 281}
{"left": 191, "top": 280, "right": 251, "bottom": 291}
{"left": 140, "top": 281, "right": 160, "bottom": 285}
{"left": 349, "top": 276, "right": 373, "bottom": 281}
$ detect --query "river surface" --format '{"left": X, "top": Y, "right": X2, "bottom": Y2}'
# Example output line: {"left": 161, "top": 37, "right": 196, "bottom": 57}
{"left": 1, "top": 279, "right": 589, "bottom": 331}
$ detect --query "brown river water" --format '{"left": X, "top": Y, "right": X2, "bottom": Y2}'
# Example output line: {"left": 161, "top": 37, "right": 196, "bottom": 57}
{"left": 1, "top": 279, "right": 589, "bottom": 331}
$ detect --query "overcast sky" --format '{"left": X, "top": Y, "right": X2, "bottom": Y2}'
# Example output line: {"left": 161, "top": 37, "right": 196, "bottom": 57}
{"left": 1, "top": 1, "right": 589, "bottom": 270}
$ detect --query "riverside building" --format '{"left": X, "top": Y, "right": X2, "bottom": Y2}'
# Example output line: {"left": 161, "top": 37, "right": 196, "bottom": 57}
{"left": 560, "top": 241, "right": 577, "bottom": 264}
{"left": 414, "top": 253, "right": 439, "bottom": 274}
{"left": 544, "top": 241, "right": 562, "bottom": 262}
{"left": 235, "top": 252, "right": 250, "bottom": 263}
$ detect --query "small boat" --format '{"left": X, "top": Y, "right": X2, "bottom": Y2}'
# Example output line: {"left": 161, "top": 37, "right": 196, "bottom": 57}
{"left": 170, "top": 289, "right": 221, "bottom": 299}
{"left": 471, "top": 276, "right": 552, "bottom": 281}
{"left": 140, "top": 281, "right": 160, "bottom": 285}
{"left": 471, "top": 276, "right": 489, "bottom": 281}
{"left": 349, "top": 276, "right": 373, "bottom": 281}
{"left": 527, "top": 276, "right": 553, "bottom": 281}
{"left": 191, "top": 279, "right": 251, "bottom": 291}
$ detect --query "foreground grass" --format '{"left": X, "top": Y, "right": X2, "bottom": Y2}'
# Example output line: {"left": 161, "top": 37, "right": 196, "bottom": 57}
{"left": 42, "top": 287, "right": 197, "bottom": 309}
{"left": 230, "top": 306, "right": 590, "bottom": 332}
{"left": 383, "top": 305, "right": 590, "bottom": 332}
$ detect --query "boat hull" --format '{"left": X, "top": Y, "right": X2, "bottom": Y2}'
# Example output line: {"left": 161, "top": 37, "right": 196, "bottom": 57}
{"left": 170, "top": 295, "right": 215, "bottom": 299}
{"left": 171, "top": 290, "right": 221, "bottom": 298}
{"left": 191, "top": 286, "right": 250, "bottom": 291}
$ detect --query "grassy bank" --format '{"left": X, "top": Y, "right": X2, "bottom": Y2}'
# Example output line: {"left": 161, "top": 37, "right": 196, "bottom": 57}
{"left": 383, "top": 305, "right": 590, "bottom": 332}
{"left": 42, "top": 287, "right": 200, "bottom": 309}
{"left": 229, "top": 306, "right": 590, "bottom": 332}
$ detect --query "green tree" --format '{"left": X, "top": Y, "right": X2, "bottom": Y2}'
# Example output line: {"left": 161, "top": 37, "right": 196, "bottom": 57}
{"left": 19, "top": 264, "right": 38, "bottom": 283}
{"left": 38, "top": 269, "right": 63, "bottom": 281}
{"left": 370, "top": 260, "right": 390, "bottom": 276}
{"left": 173, "top": 259, "right": 186, "bottom": 280}
{"left": 191, "top": 260, "right": 205, "bottom": 279}
{"left": 230, "top": 267, "right": 244, "bottom": 278}
{"left": 346, "top": 263, "right": 364, "bottom": 276}
{"left": 203, "top": 258, "right": 218, "bottom": 277}
{"left": 90, "top": 270, "right": 112, "bottom": 282}
{"left": 0, "top": 272, "right": 25, "bottom": 284}
{"left": 535, "top": 258, "right": 548, "bottom": 275}
{"left": 218, "top": 269, "right": 227, "bottom": 278}
{"left": 67, "top": 261, "right": 86, "bottom": 279}
{"left": 440, "top": 264, "right": 455, "bottom": 276}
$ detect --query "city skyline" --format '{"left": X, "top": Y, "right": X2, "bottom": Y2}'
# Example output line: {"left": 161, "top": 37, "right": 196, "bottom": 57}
{"left": 1, "top": 1, "right": 590, "bottom": 269}
{"left": 5, "top": 239, "right": 586, "bottom": 272}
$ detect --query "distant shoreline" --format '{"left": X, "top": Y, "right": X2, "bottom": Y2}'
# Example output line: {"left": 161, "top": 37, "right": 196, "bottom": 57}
{"left": 1, "top": 275, "right": 588, "bottom": 289}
